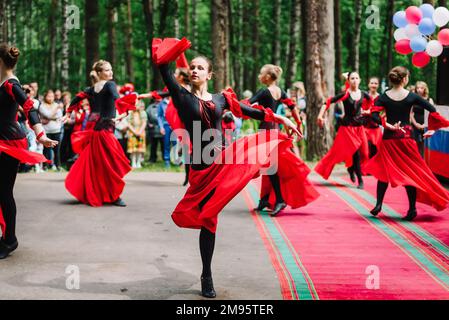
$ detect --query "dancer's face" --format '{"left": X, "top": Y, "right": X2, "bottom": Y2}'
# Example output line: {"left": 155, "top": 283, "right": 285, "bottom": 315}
{"left": 348, "top": 73, "right": 360, "bottom": 89}
{"left": 369, "top": 79, "right": 379, "bottom": 92}
{"left": 416, "top": 84, "right": 426, "bottom": 96}
{"left": 189, "top": 58, "right": 212, "bottom": 86}
{"left": 98, "top": 63, "right": 113, "bottom": 81}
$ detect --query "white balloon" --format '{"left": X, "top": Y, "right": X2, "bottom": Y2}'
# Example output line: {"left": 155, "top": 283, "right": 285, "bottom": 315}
{"left": 405, "top": 24, "right": 421, "bottom": 38}
{"left": 433, "top": 7, "right": 449, "bottom": 27}
{"left": 426, "top": 40, "right": 444, "bottom": 57}
{"left": 394, "top": 28, "right": 408, "bottom": 41}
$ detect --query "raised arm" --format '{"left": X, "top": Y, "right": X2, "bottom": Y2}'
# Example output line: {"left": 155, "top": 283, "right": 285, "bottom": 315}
{"left": 158, "top": 64, "right": 183, "bottom": 104}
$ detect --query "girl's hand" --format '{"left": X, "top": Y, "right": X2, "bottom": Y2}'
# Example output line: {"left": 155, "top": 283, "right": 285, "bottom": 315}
{"left": 38, "top": 135, "right": 58, "bottom": 148}
{"left": 317, "top": 116, "right": 326, "bottom": 128}
{"left": 277, "top": 115, "right": 302, "bottom": 138}
{"left": 423, "top": 130, "right": 435, "bottom": 138}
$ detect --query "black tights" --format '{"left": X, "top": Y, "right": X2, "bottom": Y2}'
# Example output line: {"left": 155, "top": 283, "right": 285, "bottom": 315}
{"left": 199, "top": 188, "right": 216, "bottom": 278}
{"left": 349, "top": 151, "right": 363, "bottom": 184}
{"left": 261, "top": 173, "right": 284, "bottom": 204}
{"left": 375, "top": 181, "right": 417, "bottom": 211}
{"left": 0, "top": 153, "right": 19, "bottom": 244}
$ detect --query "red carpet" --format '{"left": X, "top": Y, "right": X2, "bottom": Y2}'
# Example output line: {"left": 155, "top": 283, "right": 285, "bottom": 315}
{"left": 243, "top": 174, "right": 449, "bottom": 299}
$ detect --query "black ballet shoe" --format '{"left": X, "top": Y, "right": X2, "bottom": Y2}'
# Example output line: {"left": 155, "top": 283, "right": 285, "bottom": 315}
{"left": 357, "top": 181, "right": 364, "bottom": 189}
{"left": 270, "top": 202, "right": 287, "bottom": 217}
{"left": 113, "top": 198, "right": 127, "bottom": 207}
{"left": 0, "top": 238, "right": 18, "bottom": 260}
{"left": 348, "top": 168, "right": 356, "bottom": 183}
{"left": 201, "top": 276, "right": 216, "bottom": 298}
{"left": 370, "top": 204, "right": 382, "bottom": 216}
{"left": 403, "top": 209, "right": 417, "bottom": 221}
{"left": 254, "top": 198, "right": 269, "bottom": 212}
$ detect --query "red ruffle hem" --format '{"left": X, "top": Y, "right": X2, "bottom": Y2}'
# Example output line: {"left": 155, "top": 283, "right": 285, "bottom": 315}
{"left": 65, "top": 129, "right": 131, "bottom": 207}
{"left": 171, "top": 130, "right": 314, "bottom": 233}
{"left": 364, "top": 138, "right": 449, "bottom": 211}
{"left": 0, "top": 138, "right": 49, "bottom": 236}
{"left": 315, "top": 126, "right": 369, "bottom": 180}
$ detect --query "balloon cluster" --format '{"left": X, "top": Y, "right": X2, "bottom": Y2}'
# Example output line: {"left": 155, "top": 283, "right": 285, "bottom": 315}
{"left": 393, "top": 4, "right": 449, "bottom": 68}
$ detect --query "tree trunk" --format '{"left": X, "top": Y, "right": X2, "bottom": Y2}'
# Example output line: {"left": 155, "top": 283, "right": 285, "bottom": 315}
{"left": 159, "top": 0, "right": 170, "bottom": 37}
{"left": 61, "top": 0, "right": 70, "bottom": 91}
{"left": 334, "top": 0, "right": 342, "bottom": 83}
{"left": 382, "top": 0, "right": 395, "bottom": 79}
{"left": 305, "top": 0, "right": 332, "bottom": 161}
{"left": 184, "top": 0, "right": 189, "bottom": 37}
{"left": 85, "top": 0, "right": 100, "bottom": 84}
{"left": 125, "top": 0, "right": 135, "bottom": 82}
{"left": 228, "top": 0, "right": 240, "bottom": 92}
{"left": 272, "top": 0, "right": 281, "bottom": 66}
{"left": 242, "top": 1, "right": 252, "bottom": 91}
{"left": 285, "top": 0, "right": 301, "bottom": 90}
{"left": 439, "top": 0, "right": 447, "bottom": 6}
{"left": 351, "top": 0, "right": 362, "bottom": 72}
{"left": 107, "top": 2, "right": 118, "bottom": 68}
{"left": 319, "top": 0, "right": 336, "bottom": 134}
{"left": 9, "top": 0, "right": 16, "bottom": 45}
{"left": 0, "top": 0, "right": 8, "bottom": 43}
{"left": 250, "top": 0, "right": 260, "bottom": 93}
{"left": 191, "top": 0, "right": 198, "bottom": 49}
{"left": 49, "top": 0, "right": 58, "bottom": 87}
{"left": 173, "top": 0, "right": 180, "bottom": 38}
{"left": 143, "top": 0, "right": 161, "bottom": 89}
{"left": 211, "top": 0, "right": 230, "bottom": 92}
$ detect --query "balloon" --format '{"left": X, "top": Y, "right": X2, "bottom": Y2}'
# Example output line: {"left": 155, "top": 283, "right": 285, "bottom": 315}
{"left": 433, "top": 7, "right": 449, "bottom": 27}
{"left": 393, "top": 11, "right": 408, "bottom": 28}
{"left": 438, "top": 28, "right": 449, "bottom": 45}
{"left": 394, "top": 28, "right": 408, "bottom": 41}
{"left": 426, "top": 40, "right": 443, "bottom": 57}
{"left": 410, "top": 36, "right": 428, "bottom": 52}
{"left": 412, "top": 52, "right": 431, "bottom": 68}
{"left": 406, "top": 6, "right": 423, "bottom": 24}
{"left": 395, "top": 39, "right": 412, "bottom": 55}
{"left": 420, "top": 4, "right": 435, "bottom": 18}
{"left": 405, "top": 24, "right": 421, "bottom": 38}
{"left": 418, "top": 17, "right": 436, "bottom": 35}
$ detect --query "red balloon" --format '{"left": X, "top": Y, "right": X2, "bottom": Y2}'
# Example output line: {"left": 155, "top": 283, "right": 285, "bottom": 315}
{"left": 438, "top": 29, "right": 449, "bottom": 46}
{"left": 406, "top": 6, "right": 423, "bottom": 24}
{"left": 412, "top": 52, "right": 431, "bottom": 68}
{"left": 395, "top": 39, "right": 412, "bottom": 55}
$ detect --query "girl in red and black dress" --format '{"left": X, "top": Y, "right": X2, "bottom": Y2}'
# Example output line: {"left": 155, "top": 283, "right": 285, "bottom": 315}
{"left": 364, "top": 77, "right": 383, "bottom": 158}
{"left": 65, "top": 60, "right": 134, "bottom": 207}
{"left": 366, "top": 66, "right": 449, "bottom": 221}
{"left": 0, "top": 44, "right": 58, "bottom": 259}
{"left": 248, "top": 64, "right": 319, "bottom": 216}
{"left": 154, "top": 38, "right": 301, "bottom": 298}
{"left": 315, "top": 71, "right": 371, "bottom": 189}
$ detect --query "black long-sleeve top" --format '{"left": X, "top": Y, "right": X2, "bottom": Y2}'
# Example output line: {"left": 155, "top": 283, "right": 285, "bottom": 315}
{"left": 328, "top": 91, "right": 371, "bottom": 127}
{"left": 249, "top": 88, "right": 291, "bottom": 130}
{"left": 159, "top": 64, "right": 265, "bottom": 170}
{"left": 69, "top": 81, "right": 120, "bottom": 119}
{"left": 0, "top": 78, "right": 41, "bottom": 140}
{"left": 373, "top": 91, "right": 436, "bottom": 139}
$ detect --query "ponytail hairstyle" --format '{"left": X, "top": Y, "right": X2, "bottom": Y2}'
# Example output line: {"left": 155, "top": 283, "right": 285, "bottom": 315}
{"left": 90, "top": 59, "right": 111, "bottom": 85}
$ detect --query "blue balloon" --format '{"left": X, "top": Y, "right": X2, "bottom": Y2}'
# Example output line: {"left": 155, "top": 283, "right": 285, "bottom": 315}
{"left": 420, "top": 4, "right": 435, "bottom": 18}
{"left": 418, "top": 17, "right": 436, "bottom": 35}
{"left": 410, "top": 36, "right": 428, "bottom": 52}
{"left": 393, "top": 11, "right": 408, "bottom": 28}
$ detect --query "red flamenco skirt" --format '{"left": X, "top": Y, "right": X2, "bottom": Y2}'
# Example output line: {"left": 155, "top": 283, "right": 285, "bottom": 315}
{"left": 365, "top": 127, "right": 382, "bottom": 148}
{"left": 364, "top": 138, "right": 449, "bottom": 211}
{"left": 0, "top": 138, "right": 49, "bottom": 236}
{"left": 65, "top": 129, "right": 131, "bottom": 207}
{"left": 171, "top": 131, "right": 310, "bottom": 233}
{"left": 259, "top": 148, "right": 319, "bottom": 210}
{"left": 315, "top": 125, "right": 369, "bottom": 180}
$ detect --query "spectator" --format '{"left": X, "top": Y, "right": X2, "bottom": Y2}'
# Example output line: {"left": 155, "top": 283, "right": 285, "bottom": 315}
{"left": 157, "top": 97, "right": 174, "bottom": 168}
{"left": 146, "top": 101, "right": 164, "bottom": 163}
{"left": 127, "top": 100, "right": 148, "bottom": 169}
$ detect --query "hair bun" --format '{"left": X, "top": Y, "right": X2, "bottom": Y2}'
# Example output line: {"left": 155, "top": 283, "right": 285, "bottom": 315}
{"left": 9, "top": 47, "right": 20, "bottom": 58}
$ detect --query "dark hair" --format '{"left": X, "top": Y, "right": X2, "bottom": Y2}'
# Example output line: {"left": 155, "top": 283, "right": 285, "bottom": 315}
{"left": 369, "top": 76, "right": 380, "bottom": 83}
{"left": 193, "top": 56, "right": 213, "bottom": 73}
{"left": 0, "top": 43, "right": 20, "bottom": 69}
{"left": 388, "top": 66, "right": 409, "bottom": 86}
{"left": 347, "top": 71, "right": 359, "bottom": 80}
